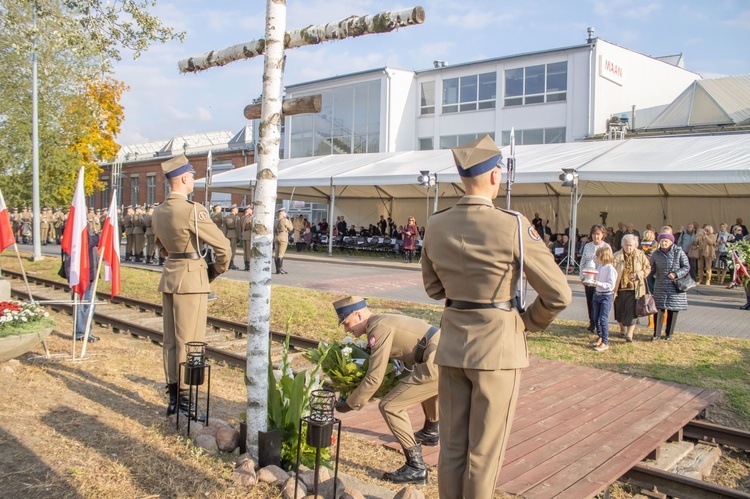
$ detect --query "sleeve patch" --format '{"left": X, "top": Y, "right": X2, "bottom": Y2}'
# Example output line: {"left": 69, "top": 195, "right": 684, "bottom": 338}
{"left": 369, "top": 336, "right": 377, "bottom": 347}
{"left": 197, "top": 210, "right": 208, "bottom": 222}
{"left": 528, "top": 226, "right": 541, "bottom": 241}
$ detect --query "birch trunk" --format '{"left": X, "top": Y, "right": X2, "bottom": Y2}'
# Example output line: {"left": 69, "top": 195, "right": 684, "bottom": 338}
{"left": 245, "top": 0, "right": 286, "bottom": 460}
{"left": 178, "top": 6, "right": 425, "bottom": 73}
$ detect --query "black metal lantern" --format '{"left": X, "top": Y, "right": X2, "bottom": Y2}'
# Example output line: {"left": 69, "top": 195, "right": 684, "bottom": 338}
{"left": 295, "top": 389, "right": 342, "bottom": 497}
{"left": 177, "top": 341, "right": 211, "bottom": 434}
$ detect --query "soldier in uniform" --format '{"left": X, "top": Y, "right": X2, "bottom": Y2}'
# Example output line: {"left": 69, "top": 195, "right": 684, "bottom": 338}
{"left": 20, "top": 207, "right": 32, "bottom": 243}
{"left": 421, "top": 135, "right": 572, "bottom": 499}
{"left": 223, "top": 205, "right": 239, "bottom": 270}
{"left": 10, "top": 208, "right": 20, "bottom": 241}
{"left": 273, "top": 207, "right": 293, "bottom": 274}
{"left": 87, "top": 206, "right": 101, "bottom": 234}
{"left": 40, "top": 208, "right": 50, "bottom": 245}
{"left": 52, "top": 208, "right": 64, "bottom": 244}
{"left": 152, "top": 154, "right": 231, "bottom": 417}
{"left": 333, "top": 296, "right": 440, "bottom": 485}
{"left": 240, "top": 205, "right": 254, "bottom": 271}
{"left": 142, "top": 205, "right": 156, "bottom": 264}
{"left": 123, "top": 206, "right": 135, "bottom": 261}
{"left": 132, "top": 205, "right": 145, "bottom": 262}
{"left": 211, "top": 205, "right": 224, "bottom": 230}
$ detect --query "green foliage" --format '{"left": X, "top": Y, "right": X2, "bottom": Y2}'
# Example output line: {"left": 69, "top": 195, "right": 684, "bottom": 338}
{"left": 267, "top": 319, "right": 331, "bottom": 469}
{"left": 306, "top": 337, "right": 403, "bottom": 399}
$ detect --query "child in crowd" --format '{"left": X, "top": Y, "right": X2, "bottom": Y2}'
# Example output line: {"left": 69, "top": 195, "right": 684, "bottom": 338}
{"left": 590, "top": 245, "right": 618, "bottom": 352}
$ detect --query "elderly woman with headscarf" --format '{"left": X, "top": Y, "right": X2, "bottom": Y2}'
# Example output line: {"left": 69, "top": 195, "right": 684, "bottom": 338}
{"left": 579, "top": 224, "right": 612, "bottom": 333}
{"left": 613, "top": 234, "right": 651, "bottom": 342}
{"left": 649, "top": 233, "right": 690, "bottom": 341}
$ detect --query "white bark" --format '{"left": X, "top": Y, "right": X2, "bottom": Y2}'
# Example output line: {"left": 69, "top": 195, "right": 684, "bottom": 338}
{"left": 178, "top": 6, "right": 425, "bottom": 73}
{"left": 245, "top": 0, "right": 286, "bottom": 460}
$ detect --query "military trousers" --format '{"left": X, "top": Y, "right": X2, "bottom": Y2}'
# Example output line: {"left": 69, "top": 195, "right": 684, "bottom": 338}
{"left": 134, "top": 233, "right": 145, "bottom": 255}
{"left": 243, "top": 240, "right": 252, "bottom": 262}
{"left": 126, "top": 234, "right": 134, "bottom": 256}
{"left": 145, "top": 235, "right": 156, "bottom": 258}
{"left": 162, "top": 292, "right": 208, "bottom": 390}
{"left": 378, "top": 341, "right": 439, "bottom": 450}
{"left": 438, "top": 366, "right": 521, "bottom": 499}
{"left": 41, "top": 226, "right": 49, "bottom": 243}
{"left": 273, "top": 239, "right": 289, "bottom": 259}
{"left": 229, "top": 237, "right": 238, "bottom": 264}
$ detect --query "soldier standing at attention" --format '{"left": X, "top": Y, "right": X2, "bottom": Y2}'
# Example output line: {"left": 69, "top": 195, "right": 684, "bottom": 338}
{"left": 152, "top": 154, "right": 230, "bottom": 417}
{"left": 10, "top": 208, "right": 20, "bottom": 241}
{"left": 132, "top": 205, "right": 146, "bottom": 262}
{"left": 211, "top": 205, "right": 224, "bottom": 230}
{"left": 421, "top": 135, "right": 572, "bottom": 499}
{"left": 333, "top": 296, "right": 440, "bottom": 485}
{"left": 273, "top": 207, "right": 293, "bottom": 274}
{"left": 240, "top": 205, "right": 254, "bottom": 271}
{"left": 87, "top": 206, "right": 101, "bottom": 234}
{"left": 143, "top": 205, "right": 156, "bottom": 264}
{"left": 40, "top": 208, "right": 51, "bottom": 245}
{"left": 223, "top": 205, "right": 239, "bottom": 270}
{"left": 123, "top": 206, "right": 135, "bottom": 261}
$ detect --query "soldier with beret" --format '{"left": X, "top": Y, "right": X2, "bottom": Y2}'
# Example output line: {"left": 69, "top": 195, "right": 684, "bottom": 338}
{"left": 123, "top": 206, "right": 134, "bottom": 261}
{"left": 152, "top": 154, "right": 231, "bottom": 418}
{"left": 333, "top": 296, "right": 440, "bottom": 485}
{"left": 240, "top": 205, "right": 254, "bottom": 271}
{"left": 143, "top": 205, "right": 156, "bottom": 264}
{"left": 40, "top": 208, "right": 51, "bottom": 245}
{"left": 211, "top": 205, "right": 224, "bottom": 230}
{"left": 273, "top": 207, "right": 293, "bottom": 274}
{"left": 223, "top": 205, "right": 239, "bottom": 270}
{"left": 421, "top": 135, "right": 572, "bottom": 498}
{"left": 87, "top": 206, "right": 101, "bottom": 235}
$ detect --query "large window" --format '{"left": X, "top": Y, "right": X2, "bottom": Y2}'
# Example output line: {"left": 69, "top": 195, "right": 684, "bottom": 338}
{"left": 418, "top": 137, "right": 434, "bottom": 150}
{"left": 146, "top": 175, "right": 156, "bottom": 205}
{"left": 439, "top": 132, "right": 495, "bottom": 150}
{"left": 289, "top": 80, "right": 381, "bottom": 158}
{"left": 442, "top": 72, "right": 496, "bottom": 113}
{"left": 420, "top": 81, "right": 435, "bottom": 115}
{"left": 504, "top": 61, "right": 567, "bottom": 107}
{"left": 130, "top": 175, "right": 139, "bottom": 207}
{"left": 101, "top": 179, "right": 110, "bottom": 209}
{"left": 501, "top": 127, "right": 566, "bottom": 145}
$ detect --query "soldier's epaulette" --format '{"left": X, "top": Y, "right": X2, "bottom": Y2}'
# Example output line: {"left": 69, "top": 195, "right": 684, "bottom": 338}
{"left": 495, "top": 206, "right": 521, "bottom": 217}
{"left": 432, "top": 206, "right": 453, "bottom": 215}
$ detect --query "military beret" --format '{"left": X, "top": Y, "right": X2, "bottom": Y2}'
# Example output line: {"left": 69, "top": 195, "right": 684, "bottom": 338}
{"left": 161, "top": 154, "right": 195, "bottom": 179}
{"left": 277, "top": 207, "right": 286, "bottom": 213}
{"left": 229, "top": 205, "right": 238, "bottom": 210}
{"left": 452, "top": 134, "right": 502, "bottom": 178}
{"left": 332, "top": 295, "right": 367, "bottom": 325}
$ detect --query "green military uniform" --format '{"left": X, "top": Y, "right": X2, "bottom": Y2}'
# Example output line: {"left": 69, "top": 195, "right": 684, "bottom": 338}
{"left": 87, "top": 208, "right": 101, "bottom": 234}
{"left": 123, "top": 207, "right": 134, "bottom": 260}
{"left": 211, "top": 206, "right": 224, "bottom": 231}
{"left": 273, "top": 208, "right": 293, "bottom": 274}
{"left": 40, "top": 208, "right": 51, "bottom": 245}
{"left": 223, "top": 207, "right": 239, "bottom": 270}
{"left": 421, "top": 135, "right": 572, "bottom": 499}
{"left": 132, "top": 207, "right": 145, "bottom": 261}
{"left": 143, "top": 206, "right": 156, "bottom": 263}
{"left": 152, "top": 154, "right": 231, "bottom": 406}
{"left": 240, "top": 208, "right": 253, "bottom": 271}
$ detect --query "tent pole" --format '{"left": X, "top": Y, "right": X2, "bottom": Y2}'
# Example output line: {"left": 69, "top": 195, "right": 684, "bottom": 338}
{"left": 328, "top": 182, "right": 335, "bottom": 256}
{"left": 433, "top": 181, "right": 439, "bottom": 214}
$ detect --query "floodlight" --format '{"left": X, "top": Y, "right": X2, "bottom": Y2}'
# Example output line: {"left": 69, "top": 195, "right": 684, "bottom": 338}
{"left": 559, "top": 168, "right": 578, "bottom": 188}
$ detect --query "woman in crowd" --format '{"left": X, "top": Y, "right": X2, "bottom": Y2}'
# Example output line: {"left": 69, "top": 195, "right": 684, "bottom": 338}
{"left": 640, "top": 229, "right": 657, "bottom": 256}
{"left": 716, "top": 223, "right": 731, "bottom": 285}
{"left": 613, "top": 234, "right": 651, "bottom": 342}
{"left": 697, "top": 225, "right": 717, "bottom": 285}
{"left": 401, "top": 216, "right": 419, "bottom": 263}
{"left": 649, "top": 233, "right": 690, "bottom": 341}
{"left": 580, "top": 225, "right": 611, "bottom": 333}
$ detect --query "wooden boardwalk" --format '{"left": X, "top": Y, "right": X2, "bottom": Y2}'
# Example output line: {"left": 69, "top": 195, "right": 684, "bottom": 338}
{"left": 337, "top": 357, "right": 719, "bottom": 499}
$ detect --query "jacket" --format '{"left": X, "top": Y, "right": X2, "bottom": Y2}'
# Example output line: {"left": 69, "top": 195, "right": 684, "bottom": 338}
{"left": 613, "top": 248, "right": 651, "bottom": 299}
{"left": 649, "top": 245, "right": 690, "bottom": 311}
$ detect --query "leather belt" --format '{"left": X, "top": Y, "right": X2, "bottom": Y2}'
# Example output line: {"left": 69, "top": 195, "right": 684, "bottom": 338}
{"left": 445, "top": 299, "right": 513, "bottom": 311}
{"left": 168, "top": 252, "right": 201, "bottom": 260}
{"left": 414, "top": 326, "right": 439, "bottom": 364}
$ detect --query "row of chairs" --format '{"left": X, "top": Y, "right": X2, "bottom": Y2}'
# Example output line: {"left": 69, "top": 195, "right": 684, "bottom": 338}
{"left": 289, "top": 235, "right": 421, "bottom": 258}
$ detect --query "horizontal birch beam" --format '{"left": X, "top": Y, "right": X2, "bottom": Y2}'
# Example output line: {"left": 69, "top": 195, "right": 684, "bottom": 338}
{"left": 243, "top": 94, "right": 322, "bottom": 120}
{"left": 178, "top": 6, "right": 425, "bottom": 73}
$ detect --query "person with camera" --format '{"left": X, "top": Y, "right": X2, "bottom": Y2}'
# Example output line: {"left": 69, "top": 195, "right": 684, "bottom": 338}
{"left": 152, "top": 154, "right": 231, "bottom": 418}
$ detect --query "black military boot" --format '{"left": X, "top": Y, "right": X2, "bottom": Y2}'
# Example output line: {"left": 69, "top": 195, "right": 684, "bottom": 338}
{"left": 414, "top": 420, "right": 439, "bottom": 447}
{"left": 166, "top": 383, "right": 179, "bottom": 416}
{"left": 274, "top": 258, "right": 281, "bottom": 274}
{"left": 382, "top": 445, "right": 428, "bottom": 485}
{"left": 244, "top": 261, "right": 250, "bottom": 271}
{"left": 145, "top": 256, "right": 152, "bottom": 264}
{"left": 158, "top": 257, "right": 165, "bottom": 266}
{"left": 178, "top": 389, "right": 206, "bottom": 422}
{"left": 279, "top": 258, "right": 288, "bottom": 274}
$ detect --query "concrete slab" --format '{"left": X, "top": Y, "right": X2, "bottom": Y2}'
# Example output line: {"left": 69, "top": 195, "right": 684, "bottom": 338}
{"left": 641, "top": 440, "right": 694, "bottom": 471}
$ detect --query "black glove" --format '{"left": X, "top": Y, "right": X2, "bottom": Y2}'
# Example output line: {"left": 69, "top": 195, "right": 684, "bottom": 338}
{"left": 207, "top": 263, "right": 219, "bottom": 283}
{"left": 334, "top": 398, "right": 352, "bottom": 414}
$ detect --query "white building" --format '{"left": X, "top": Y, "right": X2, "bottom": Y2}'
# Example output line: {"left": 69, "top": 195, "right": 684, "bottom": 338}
{"left": 279, "top": 34, "right": 700, "bottom": 158}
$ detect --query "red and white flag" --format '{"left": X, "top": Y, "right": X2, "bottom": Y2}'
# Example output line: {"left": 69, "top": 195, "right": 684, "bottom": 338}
{"left": 61, "top": 167, "right": 90, "bottom": 297}
{"left": 0, "top": 189, "right": 16, "bottom": 252}
{"left": 99, "top": 192, "right": 121, "bottom": 297}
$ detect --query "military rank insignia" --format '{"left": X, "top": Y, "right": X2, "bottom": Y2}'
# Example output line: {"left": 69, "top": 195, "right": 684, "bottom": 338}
{"left": 198, "top": 210, "right": 208, "bottom": 222}
{"left": 528, "top": 226, "right": 541, "bottom": 241}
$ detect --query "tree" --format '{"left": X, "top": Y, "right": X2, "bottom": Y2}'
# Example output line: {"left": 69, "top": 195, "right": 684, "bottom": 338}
{"left": 0, "top": 0, "right": 182, "bottom": 207}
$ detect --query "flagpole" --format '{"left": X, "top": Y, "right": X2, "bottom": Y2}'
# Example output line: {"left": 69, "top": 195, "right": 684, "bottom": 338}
{"left": 72, "top": 292, "right": 78, "bottom": 360}
{"left": 11, "top": 243, "right": 35, "bottom": 302}
{"left": 79, "top": 252, "right": 105, "bottom": 358}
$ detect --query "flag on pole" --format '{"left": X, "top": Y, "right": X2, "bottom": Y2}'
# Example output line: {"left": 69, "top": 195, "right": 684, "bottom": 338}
{"left": 0, "top": 189, "right": 16, "bottom": 252}
{"left": 61, "top": 167, "right": 90, "bottom": 297}
{"left": 99, "top": 191, "right": 121, "bottom": 297}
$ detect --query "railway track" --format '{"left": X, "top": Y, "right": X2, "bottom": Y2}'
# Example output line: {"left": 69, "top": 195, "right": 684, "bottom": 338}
{"left": 5, "top": 269, "right": 750, "bottom": 498}
{"left": 3, "top": 269, "right": 318, "bottom": 369}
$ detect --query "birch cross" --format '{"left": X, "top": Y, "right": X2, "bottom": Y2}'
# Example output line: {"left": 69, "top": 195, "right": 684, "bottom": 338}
{"left": 177, "top": 4, "right": 425, "bottom": 460}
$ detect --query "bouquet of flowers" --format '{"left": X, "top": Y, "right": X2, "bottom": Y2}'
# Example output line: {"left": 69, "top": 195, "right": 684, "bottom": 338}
{"left": 0, "top": 301, "right": 54, "bottom": 338}
{"left": 306, "top": 335, "right": 403, "bottom": 400}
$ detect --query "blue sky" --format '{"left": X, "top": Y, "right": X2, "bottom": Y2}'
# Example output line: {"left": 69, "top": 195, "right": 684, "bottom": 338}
{"left": 112, "top": 0, "right": 750, "bottom": 145}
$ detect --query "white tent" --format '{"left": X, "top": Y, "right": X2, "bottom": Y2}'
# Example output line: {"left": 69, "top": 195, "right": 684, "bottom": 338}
{"left": 197, "top": 133, "right": 750, "bottom": 234}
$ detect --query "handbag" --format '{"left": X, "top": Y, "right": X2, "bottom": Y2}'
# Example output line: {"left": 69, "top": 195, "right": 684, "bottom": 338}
{"left": 674, "top": 274, "right": 696, "bottom": 292}
{"left": 636, "top": 294, "right": 657, "bottom": 317}
{"left": 687, "top": 245, "right": 700, "bottom": 259}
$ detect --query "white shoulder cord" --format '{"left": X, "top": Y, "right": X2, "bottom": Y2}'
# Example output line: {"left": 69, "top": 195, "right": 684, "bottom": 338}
{"left": 193, "top": 204, "right": 207, "bottom": 258}
{"left": 513, "top": 213, "right": 526, "bottom": 312}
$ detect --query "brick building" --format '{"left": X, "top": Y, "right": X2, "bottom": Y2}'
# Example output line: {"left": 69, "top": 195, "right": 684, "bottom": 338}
{"left": 96, "top": 125, "right": 254, "bottom": 210}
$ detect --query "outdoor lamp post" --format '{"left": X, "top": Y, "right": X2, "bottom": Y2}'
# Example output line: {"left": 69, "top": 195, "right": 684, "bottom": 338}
{"left": 417, "top": 170, "right": 437, "bottom": 223}
{"left": 559, "top": 168, "right": 580, "bottom": 275}
{"left": 295, "top": 389, "right": 342, "bottom": 497}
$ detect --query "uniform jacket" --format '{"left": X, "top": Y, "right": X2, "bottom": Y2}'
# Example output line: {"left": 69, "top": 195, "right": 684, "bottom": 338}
{"left": 152, "top": 192, "right": 231, "bottom": 294}
{"left": 211, "top": 211, "right": 224, "bottom": 231}
{"left": 613, "top": 248, "right": 651, "bottom": 299}
{"left": 142, "top": 213, "right": 154, "bottom": 236}
{"left": 346, "top": 314, "right": 438, "bottom": 410}
{"left": 224, "top": 213, "right": 239, "bottom": 238}
{"left": 87, "top": 213, "right": 101, "bottom": 233}
{"left": 131, "top": 213, "right": 144, "bottom": 235}
{"left": 274, "top": 216, "right": 293, "bottom": 243}
{"left": 649, "top": 245, "right": 689, "bottom": 311}
{"left": 240, "top": 214, "right": 253, "bottom": 242}
{"left": 421, "top": 196, "right": 572, "bottom": 370}
{"left": 123, "top": 214, "right": 134, "bottom": 235}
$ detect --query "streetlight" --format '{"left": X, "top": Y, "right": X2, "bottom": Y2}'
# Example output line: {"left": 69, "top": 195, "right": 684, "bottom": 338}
{"left": 416, "top": 170, "right": 437, "bottom": 224}
{"left": 558, "top": 168, "right": 579, "bottom": 275}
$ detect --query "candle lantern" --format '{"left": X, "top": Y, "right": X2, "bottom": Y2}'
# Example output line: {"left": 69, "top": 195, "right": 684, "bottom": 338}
{"left": 581, "top": 259, "right": 598, "bottom": 285}
{"left": 177, "top": 341, "right": 211, "bottom": 434}
{"left": 295, "top": 389, "right": 341, "bottom": 497}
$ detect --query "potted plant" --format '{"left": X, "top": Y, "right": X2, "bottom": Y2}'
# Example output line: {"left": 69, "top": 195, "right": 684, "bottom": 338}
{"left": 0, "top": 300, "right": 55, "bottom": 362}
